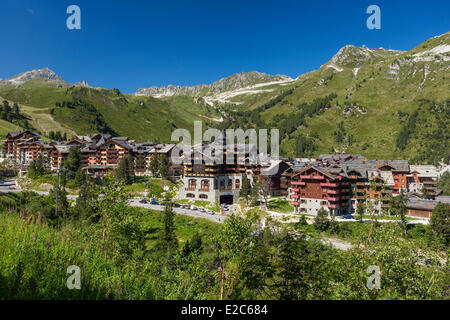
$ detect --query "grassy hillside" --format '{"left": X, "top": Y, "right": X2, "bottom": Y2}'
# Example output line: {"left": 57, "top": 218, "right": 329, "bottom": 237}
{"left": 216, "top": 32, "right": 450, "bottom": 164}
{"left": 0, "top": 86, "right": 221, "bottom": 142}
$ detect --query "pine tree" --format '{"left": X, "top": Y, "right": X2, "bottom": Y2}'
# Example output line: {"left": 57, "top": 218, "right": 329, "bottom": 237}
{"left": 356, "top": 201, "right": 365, "bottom": 222}
{"left": 429, "top": 203, "right": 450, "bottom": 247}
{"left": 64, "top": 147, "right": 82, "bottom": 180}
{"left": 314, "top": 208, "right": 330, "bottom": 231}
{"left": 158, "top": 155, "right": 169, "bottom": 178}
{"left": 240, "top": 175, "right": 252, "bottom": 205}
{"left": 390, "top": 189, "right": 408, "bottom": 227}
{"left": 12, "top": 102, "right": 20, "bottom": 115}
{"left": 156, "top": 202, "right": 178, "bottom": 254}
{"left": 127, "top": 154, "right": 135, "bottom": 183}
{"left": 149, "top": 154, "right": 159, "bottom": 177}
{"left": 117, "top": 156, "right": 130, "bottom": 183}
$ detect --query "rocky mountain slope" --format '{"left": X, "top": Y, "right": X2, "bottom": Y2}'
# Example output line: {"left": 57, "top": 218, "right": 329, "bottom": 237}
{"left": 134, "top": 71, "right": 292, "bottom": 97}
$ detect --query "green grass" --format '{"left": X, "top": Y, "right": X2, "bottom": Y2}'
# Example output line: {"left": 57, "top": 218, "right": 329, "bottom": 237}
{"left": 0, "top": 119, "right": 23, "bottom": 137}
{"left": 141, "top": 207, "right": 221, "bottom": 249}
{"left": 175, "top": 199, "right": 221, "bottom": 213}
{"left": 267, "top": 199, "right": 294, "bottom": 213}
{"left": 0, "top": 206, "right": 221, "bottom": 299}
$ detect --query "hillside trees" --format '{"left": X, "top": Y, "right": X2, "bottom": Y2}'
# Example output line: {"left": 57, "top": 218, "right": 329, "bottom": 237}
{"left": 389, "top": 189, "right": 408, "bottom": 227}
{"left": 63, "top": 146, "right": 82, "bottom": 180}
{"left": 314, "top": 208, "right": 330, "bottom": 231}
{"left": 149, "top": 154, "right": 170, "bottom": 178}
{"left": 428, "top": 203, "right": 450, "bottom": 248}
{"left": 239, "top": 175, "right": 252, "bottom": 205}
{"left": 437, "top": 171, "right": 450, "bottom": 196}
{"left": 0, "top": 100, "right": 31, "bottom": 129}
{"left": 28, "top": 154, "right": 46, "bottom": 179}
{"left": 155, "top": 202, "right": 178, "bottom": 256}
{"left": 117, "top": 154, "right": 135, "bottom": 184}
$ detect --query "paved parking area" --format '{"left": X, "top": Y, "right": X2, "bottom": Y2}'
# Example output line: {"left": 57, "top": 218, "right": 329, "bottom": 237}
{"left": 128, "top": 198, "right": 227, "bottom": 223}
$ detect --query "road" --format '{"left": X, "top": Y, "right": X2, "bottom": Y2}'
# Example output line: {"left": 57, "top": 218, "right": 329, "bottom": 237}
{"left": 0, "top": 178, "right": 366, "bottom": 251}
{"left": 128, "top": 198, "right": 227, "bottom": 223}
{"left": 0, "top": 178, "right": 227, "bottom": 223}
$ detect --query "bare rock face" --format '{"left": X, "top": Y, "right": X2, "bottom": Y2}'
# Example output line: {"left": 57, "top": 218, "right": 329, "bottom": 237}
{"left": 74, "top": 80, "right": 92, "bottom": 88}
{"left": 6, "top": 67, "right": 64, "bottom": 85}
{"left": 134, "top": 71, "right": 292, "bottom": 97}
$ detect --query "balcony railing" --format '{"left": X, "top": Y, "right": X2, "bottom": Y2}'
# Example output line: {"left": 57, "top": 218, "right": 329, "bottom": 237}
{"left": 185, "top": 187, "right": 196, "bottom": 191}
{"left": 291, "top": 201, "right": 299, "bottom": 206}
{"left": 320, "top": 182, "right": 339, "bottom": 187}
{"left": 291, "top": 194, "right": 299, "bottom": 199}
{"left": 327, "top": 190, "right": 340, "bottom": 195}
{"left": 291, "top": 181, "right": 306, "bottom": 186}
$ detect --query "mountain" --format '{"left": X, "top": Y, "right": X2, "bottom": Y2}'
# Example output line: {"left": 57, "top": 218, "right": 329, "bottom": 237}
{"left": 215, "top": 31, "right": 449, "bottom": 164}
{"left": 0, "top": 32, "right": 448, "bottom": 163}
{"left": 134, "top": 71, "right": 292, "bottom": 97}
{"left": 74, "top": 80, "right": 92, "bottom": 88}
{"left": 1, "top": 67, "right": 65, "bottom": 87}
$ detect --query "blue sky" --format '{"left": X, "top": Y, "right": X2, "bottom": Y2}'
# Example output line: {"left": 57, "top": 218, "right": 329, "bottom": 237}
{"left": 0, "top": 0, "right": 448, "bottom": 93}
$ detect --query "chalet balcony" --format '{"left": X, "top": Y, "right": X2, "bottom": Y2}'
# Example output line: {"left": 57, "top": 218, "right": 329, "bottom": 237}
{"left": 328, "top": 204, "right": 339, "bottom": 209}
{"left": 356, "top": 195, "right": 366, "bottom": 200}
{"left": 185, "top": 187, "right": 196, "bottom": 191}
{"left": 291, "top": 188, "right": 300, "bottom": 192}
{"left": 199, "top": 188, "right": 210, "bottom": 192}
{"left": 320, "top": 182, "right": 339, "bottom": 187}
{"left": 291, "top": 201, "right": 299, "bottom": 206}
{"left": 327, "top": 190, "right": 340, "bottom": 195}
{"left": 356, "top": 182, "right": 367, "bottom": 186}
{"left": 327, "top": 196, "right": 340, "bottom": 201}
{"left": 290, "top": 194, "right": 299, "bottom": 199}
{"left": 291, "top": 181, "right": 306, "bottom": 186}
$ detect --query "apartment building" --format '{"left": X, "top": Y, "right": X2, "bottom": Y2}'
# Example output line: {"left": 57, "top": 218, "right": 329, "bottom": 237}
{"left": 290, "top": 165, "right": 351, "bottom": 216}
{"left": 407, "top": 165, "right": 439, "bottom": 196}
{"left": 179, "top": 136, "right": 255, "bottom": 204}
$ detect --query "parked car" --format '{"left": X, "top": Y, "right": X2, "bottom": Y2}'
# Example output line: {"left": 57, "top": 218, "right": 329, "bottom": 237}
{"left": 342, "top": 214, "right": 354, "bottom": 219}
{"left": 190, "top": 205, "right": 198, "bottom": 210}
{"left": 150, "top": 200, "right": 159, "bottom": 205}
{"left": 173, "top": 203, "right": 181, "bottom": 208}
{"left": 139, "top": 198, "right": 148, "bottom": 204}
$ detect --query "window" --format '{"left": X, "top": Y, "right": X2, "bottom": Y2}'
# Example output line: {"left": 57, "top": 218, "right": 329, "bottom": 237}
{"left": 186, "top": 193, "right": 195, "bottom": 198}
{"left": 201, "top": 179, "right": 209, "bottom": 189}
{"left": 235, "top": 179, "right": 240, "bottom": 189}
{"left": 199, "top": 194, "right": 208, "bottom": 199}
{"left": 228, "top": 180, "right": 232, "bottom": 188}
{"left": 188, "top": 179, "right": 197, "bottom": 188}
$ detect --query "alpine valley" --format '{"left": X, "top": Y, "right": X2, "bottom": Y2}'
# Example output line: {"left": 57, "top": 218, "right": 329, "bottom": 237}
{"left": 1, "top": 31, "right": 449, "bottom": 164}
